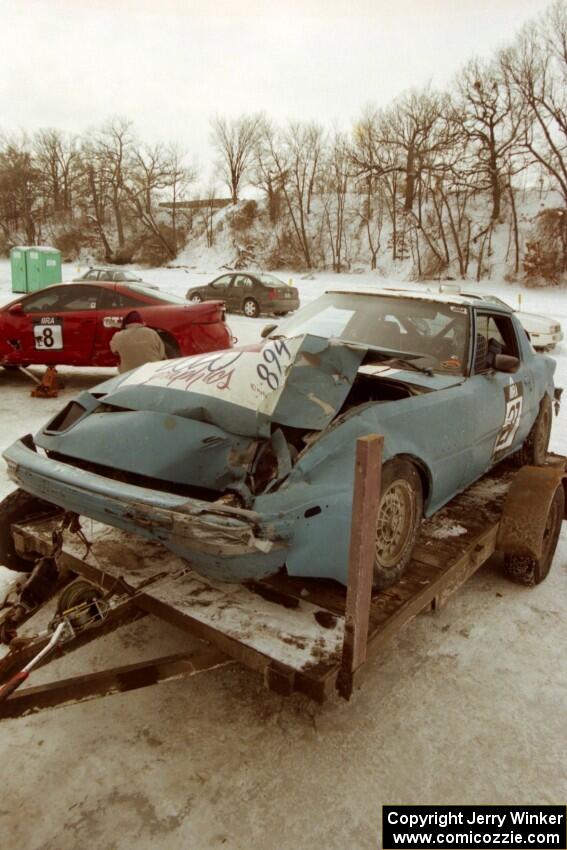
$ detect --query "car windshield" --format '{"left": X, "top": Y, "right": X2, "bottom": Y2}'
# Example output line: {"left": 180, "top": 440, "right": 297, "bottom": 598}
{"left": 481, "top": 295, "right": 511, "bottom": 309}
{"left": 464, "top": 292, "right": 511, "bottom": 310}
{"left": 125, "top": 284, "right": 186, "bottom": 304}
{"left": 272, "top": 292, "right": 470, "bottom": 375}
{"left": 259, "top": 274, "right": 287, "bottom": 287}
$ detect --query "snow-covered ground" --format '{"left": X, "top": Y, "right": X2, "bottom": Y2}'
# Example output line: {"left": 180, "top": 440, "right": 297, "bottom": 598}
{"left": 0, "top": 260, "right": 566, "bottom": 850}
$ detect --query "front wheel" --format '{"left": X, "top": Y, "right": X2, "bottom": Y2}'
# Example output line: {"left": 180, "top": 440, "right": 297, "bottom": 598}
{"left": 189, "top": 293, "right": 203, "bottom": 304}
{"left": 373, "top": 459, "right": 423, "bottom": 589}
{"left": 243, "top": 298, "right": 260, "bottom": 318}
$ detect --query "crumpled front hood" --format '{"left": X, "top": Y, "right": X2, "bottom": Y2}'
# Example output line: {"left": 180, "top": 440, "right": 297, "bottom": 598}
{"left": 88, "top": 334, "right": 367, "bottom": 438}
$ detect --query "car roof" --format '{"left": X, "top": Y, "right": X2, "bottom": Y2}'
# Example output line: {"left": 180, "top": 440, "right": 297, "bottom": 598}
{"left": 88, "top": 267, "right": 135, "bottom": 273}
{"left": 327, "top": 287, "right": 514, "bottom": 312}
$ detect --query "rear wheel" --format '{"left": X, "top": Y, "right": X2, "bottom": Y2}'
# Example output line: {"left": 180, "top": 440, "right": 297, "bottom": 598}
{"left": 373, "top": 459, "right": 423, "bottom": 589}
{"left": 503, "top": 485, "right": 564, "bottom": 586}
{"left": 0, "top": 489, "right": 58, "bottom": 572}
{"left": 156, "top": 332, "right": 180, "bottom": 359}
{"left": 518, "top": 394, "right": 552, "bottom": 466}
{"left": 243, "top": 298, "right": 260, "bottom": 318}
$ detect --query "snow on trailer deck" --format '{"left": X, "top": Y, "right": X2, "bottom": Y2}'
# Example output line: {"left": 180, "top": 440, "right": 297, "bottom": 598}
{"left": 6, "top": 452, "right": 557, "bottom": 711}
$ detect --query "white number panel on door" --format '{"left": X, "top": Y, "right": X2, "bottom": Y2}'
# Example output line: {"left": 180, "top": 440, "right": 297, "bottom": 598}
{"left": 33, "top": 318, "right": 63, "bottom": 350}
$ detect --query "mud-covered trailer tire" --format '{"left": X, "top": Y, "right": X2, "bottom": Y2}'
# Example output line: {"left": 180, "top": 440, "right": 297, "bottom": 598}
{"left": 0, "top": 489, "right": 55, "bottom": 572}
{"left": 503, "top": 485, "right": 564, "bottom": 586}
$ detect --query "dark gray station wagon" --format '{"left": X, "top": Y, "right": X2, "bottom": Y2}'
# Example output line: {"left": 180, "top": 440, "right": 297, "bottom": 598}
{"left": 186, "top": 272, "right": 300, "bottom": 318}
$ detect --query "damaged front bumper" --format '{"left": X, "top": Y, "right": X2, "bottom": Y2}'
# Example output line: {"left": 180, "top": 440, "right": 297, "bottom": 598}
{"left": 3, "top": 437, "right": 288, "bottom": 581}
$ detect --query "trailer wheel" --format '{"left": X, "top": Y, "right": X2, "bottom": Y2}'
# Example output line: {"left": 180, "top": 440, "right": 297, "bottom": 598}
{"left": 0, "top": 489, "right": 55, "bottom": 572}
{"left": 503, "top": 485, "right": 564, "bottom": 586}
{"left": 518, "top": 394, "right": 552, "bottom": 466}
{"left": 373, "top": 459, "right": 423, "bottom": 589}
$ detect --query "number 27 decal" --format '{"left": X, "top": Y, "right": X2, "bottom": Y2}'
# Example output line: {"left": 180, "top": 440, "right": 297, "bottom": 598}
{"left": 494, "top": 380, "right": 523, "bottom": 454}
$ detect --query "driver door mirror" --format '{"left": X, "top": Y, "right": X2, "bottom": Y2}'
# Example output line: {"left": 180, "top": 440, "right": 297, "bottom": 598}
{"left": 494, "top": 353, "right": 520, "bottom": 373}
{"left": 8, "top": 303, "right": 23, "bottom": 315}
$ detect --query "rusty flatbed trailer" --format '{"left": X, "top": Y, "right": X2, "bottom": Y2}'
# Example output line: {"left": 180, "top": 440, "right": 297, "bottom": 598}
{"left": 0, "top": 438, "right": 565, "bottom": 718}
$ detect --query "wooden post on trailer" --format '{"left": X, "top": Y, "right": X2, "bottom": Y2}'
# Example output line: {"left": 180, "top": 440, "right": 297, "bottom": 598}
{"left": 337, "top": 434, "right": 383, "bottom": 700}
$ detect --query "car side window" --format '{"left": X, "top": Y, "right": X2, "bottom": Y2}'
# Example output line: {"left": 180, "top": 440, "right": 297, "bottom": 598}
{"left": 83, "top": 270, "right": 100, "bottom": 281}
{"left": 59, "top": 285, "right": 102, "bottom": 311}
{"left": 23, "top": 288, "right": 70, "bottom": 313}
{"left": 474, "top": 312, "right": 519, "bottom": 373}
{"left": 99, "top": 288, "right": 145, "bottom": 310}
{"left": 210, "top": 275, "right": 233, "bottom": 288}
{"left": 234, "top": 275, "right": 253, "bottom": 289}
{"left": 23, "top": 285, "right": 101, "bottom": 313}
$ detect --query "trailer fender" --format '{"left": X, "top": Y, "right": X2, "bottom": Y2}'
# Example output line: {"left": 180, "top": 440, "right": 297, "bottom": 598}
{"left": 497, "top": 464, "right": 566, "bottom": 559}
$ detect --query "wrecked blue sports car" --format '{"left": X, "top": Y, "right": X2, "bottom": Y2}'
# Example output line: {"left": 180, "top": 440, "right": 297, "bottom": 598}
{"left": 3, "top": 291, "right": 558, "bottom": 588}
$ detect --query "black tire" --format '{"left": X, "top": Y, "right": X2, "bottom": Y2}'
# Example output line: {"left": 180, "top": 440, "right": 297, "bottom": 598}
{"left": 157, "top": 332, "right": 180, "bottom": 359}
{"left": 373, "top": 459, "right": 423, "bottom": 589}
{"left": 189, "top": 293, "right": 203, "bottom": 303}
{"left": 243, "top": 298, "right": 260, "bottom": 318}
{"left": 518, "top": 394, "right": 552, "bottom": 466}
{"left": 0, "top": 489, "right": 57, "bottom": 572}
{"left": 503, "top": 485, "right": 564, "bottom": 586}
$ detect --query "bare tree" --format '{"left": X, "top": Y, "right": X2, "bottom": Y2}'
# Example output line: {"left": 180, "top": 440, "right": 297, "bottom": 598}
{"left": 322, "top": 132, "right": 350, "bottom": 271}
{"left": 351, "top": 109, "right": 403, "bottom": 260}
{"left": 500, "top": 6, "right": 567, "bottom": 205}
{"left": 261, "top": 121, "right": 324, "bottom": 268}
{"left": 251, "top": 118, "right": 285, "bottom": 224}
{"left": 95, "top": 118, "right": 134, "bottom": 249}
{"left": 34, "top": 128, "right": 79, "bottom": 218}
{"left": 160, "top": 144, "right": 196, "bottom": 255}
{"left": 77, "top": 141, "right": 114, "bottom": 261}
{"left": 123, "top": 142, "right": 177, "bottom": 260}
{"left": 210, "top": 113, "right": 263, "bottom": 204}
{"left": 354, "top": 90, "right": 457, "bottom": 215}
{"left": 456, "top": 58, "right": 524, "bottom": 221}
{"left": 0, "top": 133, "right": 42, "bottom": 244}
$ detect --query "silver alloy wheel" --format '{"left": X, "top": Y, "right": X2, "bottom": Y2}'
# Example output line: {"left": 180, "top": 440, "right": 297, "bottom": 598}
{"left": 375, "top": 480, "right": 417, "bottom": 569}
{"left": 243, "top": 299, "right": 258, "bottom": 317}
{"left": 190, "top": 294, "right": 202, "bottom": 303}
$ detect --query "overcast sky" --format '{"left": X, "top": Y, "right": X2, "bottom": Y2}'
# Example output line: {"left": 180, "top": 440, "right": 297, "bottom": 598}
{"left": 0, "top": 0, "right": 553, "bottom": 186}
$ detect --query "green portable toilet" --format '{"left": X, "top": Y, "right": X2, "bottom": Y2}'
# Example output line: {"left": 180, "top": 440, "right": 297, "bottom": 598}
{"left": 11, "top": 246, "right": 62, "bottom": 293}
{"left": 10, "top": 247, "right": 27, "bottom": 293}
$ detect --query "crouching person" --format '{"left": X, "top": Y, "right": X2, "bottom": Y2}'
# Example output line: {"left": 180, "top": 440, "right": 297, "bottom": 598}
{"left": 110, "top": 311, "right": 166, "bottom": 373}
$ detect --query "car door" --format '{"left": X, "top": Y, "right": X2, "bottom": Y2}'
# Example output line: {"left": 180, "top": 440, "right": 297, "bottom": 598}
{"left": 233, "top": 274, "right": 255, "bottom": 311}
{"left": 94, "top": 286, "right": 148, "bottom": 366}
{"left": 207, "top": 274, "right": 235, "bottom": 311}
{"left": 466, "top": 309, "right": 536, "bottom": 478}
{"left": 12, "top": 285, "right": 100, "bottom": 365}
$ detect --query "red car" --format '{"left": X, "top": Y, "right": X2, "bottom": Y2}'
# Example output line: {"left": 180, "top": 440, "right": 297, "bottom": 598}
{"left": 0, "top": 281, "right": 232, "bottom": 368}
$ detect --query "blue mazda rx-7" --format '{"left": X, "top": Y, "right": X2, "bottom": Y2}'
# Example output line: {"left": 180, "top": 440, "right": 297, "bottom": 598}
{"left": 2, "top": 290, "right": 558, "bottom": 588}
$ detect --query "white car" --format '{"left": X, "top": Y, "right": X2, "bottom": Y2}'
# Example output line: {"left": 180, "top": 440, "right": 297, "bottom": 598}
{"left": 431, "top": 286, "right": 562, "bottom": 351}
